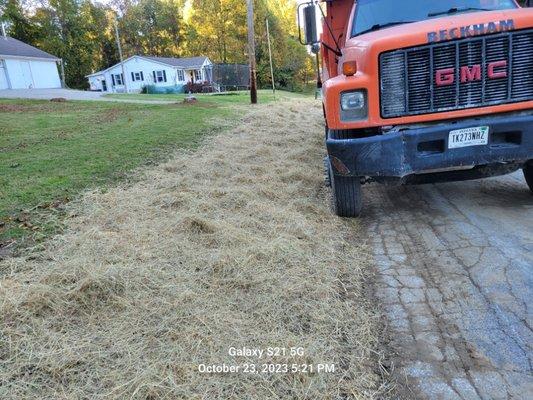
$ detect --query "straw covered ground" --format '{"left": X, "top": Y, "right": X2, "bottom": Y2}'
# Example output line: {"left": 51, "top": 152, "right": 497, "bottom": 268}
{"left": 0, "top": 98, "right": 391, "bottom": 399}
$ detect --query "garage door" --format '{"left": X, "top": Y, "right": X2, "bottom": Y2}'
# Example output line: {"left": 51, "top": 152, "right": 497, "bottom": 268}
{"left": 19, "top": 61, "right": 34, "bottom": 88}
{"left": 0, "top": 60, "right": 9, "bottom": 89}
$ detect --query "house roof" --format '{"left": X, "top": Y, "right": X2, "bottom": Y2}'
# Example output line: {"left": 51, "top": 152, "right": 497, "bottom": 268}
{"left": 85, "top": 55, "right": 210, "bottom": 77}
{"left": 142, "top": 56, "right": 209, "bottom": 69}
{"left": 0, "top": 36, "right": 59, "bottom": 61}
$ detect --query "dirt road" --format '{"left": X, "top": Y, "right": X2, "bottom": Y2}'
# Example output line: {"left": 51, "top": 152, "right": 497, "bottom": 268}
{"left": 365, "top": 171, "right": 533, "bottom": 399}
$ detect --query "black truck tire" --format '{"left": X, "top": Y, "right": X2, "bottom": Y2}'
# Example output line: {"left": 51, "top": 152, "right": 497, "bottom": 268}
{"left": 331, "top": 172, "right": 363, "bottom": 218}
{"left": 524, "top": 161, "right": 533, "bottom": 193}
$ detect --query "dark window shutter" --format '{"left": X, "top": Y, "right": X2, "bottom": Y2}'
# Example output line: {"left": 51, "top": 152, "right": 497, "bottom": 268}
{"left": 163, "top": 70, "right": 167, "bottom": 82}
{"left": 111, "top": 74, "right": 115, "bottom": 86}
{"left": 121, "top": 73, "right": 124, "bottom": 83}
{"left": 140, "top": 71, "right": 144, "bottom": 81}
{"left": 131, "top": 72, "right": 134, "bottom": 81}
{"left": 153, "top": 71, "right": 156, "bottom": 82}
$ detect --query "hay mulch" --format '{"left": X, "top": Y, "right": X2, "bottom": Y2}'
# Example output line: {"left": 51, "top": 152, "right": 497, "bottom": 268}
{"left": 0, "top": 98, "right": 392, "bottom": 399}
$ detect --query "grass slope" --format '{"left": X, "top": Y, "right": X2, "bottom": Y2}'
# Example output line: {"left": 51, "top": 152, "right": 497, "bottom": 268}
{"left": 104, "top": 89, "right": 311, "bottom": 103}
{"left": 0, "top": 98, "right": 391, "bottom": 399}
{"left": 0, "top": 94, "right": 273, "bottom": 246}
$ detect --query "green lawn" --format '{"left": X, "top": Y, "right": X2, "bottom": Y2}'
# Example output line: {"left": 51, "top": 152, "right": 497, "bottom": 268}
{"left": 104, "top": 89, "right": 309, "bottom": 103}
{"left": 0, "top": 91, "right": 310, "bottom": 246}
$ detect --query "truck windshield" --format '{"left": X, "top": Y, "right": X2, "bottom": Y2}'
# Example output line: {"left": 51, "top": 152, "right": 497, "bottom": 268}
{"left": 352, "top": 0, "right": 518, "bottom": 37}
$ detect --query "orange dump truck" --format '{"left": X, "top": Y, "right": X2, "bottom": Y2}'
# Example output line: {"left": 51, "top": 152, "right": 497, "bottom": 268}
{"left": 299, "top": 0, "right": 533, "bottom": 216}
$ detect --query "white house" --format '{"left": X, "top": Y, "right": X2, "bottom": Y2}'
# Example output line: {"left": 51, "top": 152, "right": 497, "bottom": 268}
{"left": 86, "top": 55, "right": 213, "bottom": 93}
{"left": 0, "top": 36, "right": 62, "bottom": 90}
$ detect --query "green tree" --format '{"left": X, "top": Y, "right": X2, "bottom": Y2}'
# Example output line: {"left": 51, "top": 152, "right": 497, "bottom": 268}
{"left": 29, "top": 0, "right": 108, "bottom": 88}
{"left": 79, "top": 1, "right": 118, "bottom": 73}
{"left": 254, "top": 0, "right": 312, "bottom": 90}
{"left": 118, "top": 0, "right": 186, "bottom": 57}
{"left": 3, "top": 0, "right": 312, "bottom": 91}
{"left": 1, "top": 0, "right": 37, "bottom": 43}
{"left": 186, "top": 0, "right": 247, "bottom": 63}
{"left": 184, "top": 0, "right": 312, "bottom": 90}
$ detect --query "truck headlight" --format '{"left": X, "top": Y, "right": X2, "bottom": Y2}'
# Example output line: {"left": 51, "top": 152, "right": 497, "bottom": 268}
{"left": 340, "top": 90, "right": 367, "bottom": 121}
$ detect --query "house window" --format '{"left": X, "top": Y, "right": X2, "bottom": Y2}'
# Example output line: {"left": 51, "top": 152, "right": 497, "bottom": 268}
{"left": 131, "top": 71, "right": 144, "bottom": 82}
{"left": 112, "top": 73, "right": 124, "bottom": 86}
{"left": 177, "top": 70, "right": 185, "bottom": 82}
{"left": 153, "top": 70, "right": 167, "bottom": 83}
{"left": 194, "top": 69, "right": 202, "bottom": 81}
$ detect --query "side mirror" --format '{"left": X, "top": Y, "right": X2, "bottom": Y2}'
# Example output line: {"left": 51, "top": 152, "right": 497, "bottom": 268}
{"left": 298, "top": 3, "right": 318, "bottom": 45}
{"left": 304, "top": 5, "right": 318, "bottom": 45}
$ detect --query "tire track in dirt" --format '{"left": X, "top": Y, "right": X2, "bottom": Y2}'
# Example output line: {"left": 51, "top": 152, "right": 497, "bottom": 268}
{"left": 363, "top": 171, "right": 533, "bottom": 399}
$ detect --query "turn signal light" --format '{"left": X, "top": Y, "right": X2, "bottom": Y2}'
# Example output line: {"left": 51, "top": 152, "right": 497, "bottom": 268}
{"left": 342, "top": 61, "right": 357, "bottom": 76}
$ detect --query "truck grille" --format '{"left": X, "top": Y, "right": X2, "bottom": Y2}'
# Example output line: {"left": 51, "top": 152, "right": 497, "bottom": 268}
{"left": 379, "top": 29, "right": 533, "bottom": 118}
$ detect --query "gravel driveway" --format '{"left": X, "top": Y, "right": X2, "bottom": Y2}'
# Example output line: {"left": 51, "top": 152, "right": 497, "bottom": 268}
{"left": 0, "top": 88, "right": 105, "bottom": 100}
{"left": 0, "top": 88, "right": 174, "bottom": 104}
{"left": 365, "top": 171, "right": 533, "bottom": 399}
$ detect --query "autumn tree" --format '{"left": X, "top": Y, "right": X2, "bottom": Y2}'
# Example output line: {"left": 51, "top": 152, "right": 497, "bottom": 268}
{"left": 1, "top": 0, "right": 313, "bottom": 90}
{"left": 186, "top": 0, "right": 247, "bottom": 63}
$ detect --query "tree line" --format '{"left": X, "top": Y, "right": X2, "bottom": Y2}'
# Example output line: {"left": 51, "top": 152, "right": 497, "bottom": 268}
{"left": 0, "top": 0, "right": 313, "bottom": 90}
{"left": 4, "top": 0, "right": 525, "bottom": 90}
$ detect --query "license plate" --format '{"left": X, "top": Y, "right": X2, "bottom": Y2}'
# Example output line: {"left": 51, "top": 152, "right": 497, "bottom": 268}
{"left": 448, "top": 126, "right": 489, "bottom": 149}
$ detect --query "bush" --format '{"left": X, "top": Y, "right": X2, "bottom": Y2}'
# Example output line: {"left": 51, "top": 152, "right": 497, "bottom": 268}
{"left": 185, "top": 81, "right": 211, "bottom": 94}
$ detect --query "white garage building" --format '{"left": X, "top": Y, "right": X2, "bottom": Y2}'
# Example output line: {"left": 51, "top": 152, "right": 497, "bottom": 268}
{"left": 0, "top": 36, "right": 62, "bottom": 90}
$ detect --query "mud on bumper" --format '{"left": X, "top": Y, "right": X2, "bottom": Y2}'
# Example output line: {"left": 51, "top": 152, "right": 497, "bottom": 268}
{"left": 326, "top": 111, "right": 533, "bottom": 184}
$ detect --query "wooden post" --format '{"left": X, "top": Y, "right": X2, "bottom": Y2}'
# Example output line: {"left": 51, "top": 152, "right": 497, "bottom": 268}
{"left": 246, "top": 0, "right": 257, "bottom": 104}
{"left": 315, "top": 52, "right": 322, "bottom": 99}
{"left": 265, "top": 18, "right": 275, "bottom": 94}
{"left": 114, "top": 19, "right": 128, "bottom": 93}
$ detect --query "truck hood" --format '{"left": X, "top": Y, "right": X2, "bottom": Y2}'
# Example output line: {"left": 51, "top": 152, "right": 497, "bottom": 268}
{"left": 344, "top": 8, "right": 533, "bottom": 52}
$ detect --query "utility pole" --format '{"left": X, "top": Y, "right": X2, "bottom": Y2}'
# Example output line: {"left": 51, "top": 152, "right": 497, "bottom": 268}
{"left": 114, "top": 19, "right": 128, "bottom": 93}
{"left": 59, "top": 59, "right": 66, "bottom": 88}
{"left": 265, "top": 18, "right": 275, "bottom": 95}
{"left": 246, "top": 0, "right": 257, "bottom": 104}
